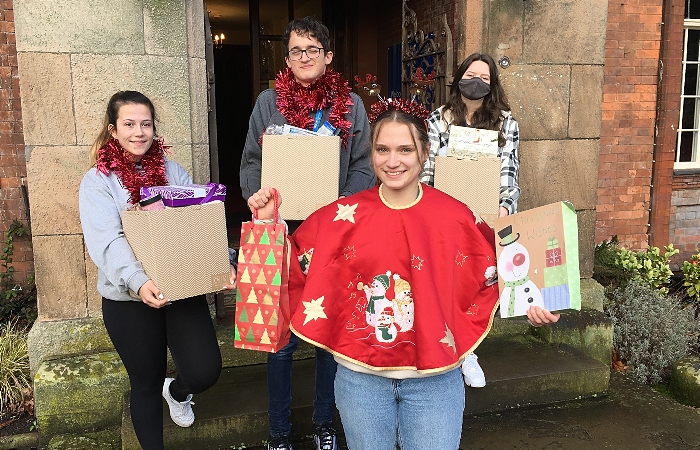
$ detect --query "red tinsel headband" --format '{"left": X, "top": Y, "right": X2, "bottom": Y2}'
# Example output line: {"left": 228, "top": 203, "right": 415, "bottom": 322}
{"left": 368, "top": 97, "right": 430, "bottom": 126}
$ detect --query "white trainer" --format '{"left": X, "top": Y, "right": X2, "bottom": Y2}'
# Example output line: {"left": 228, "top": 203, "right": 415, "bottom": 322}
{"left": 162, "top": 377, "right": 195, "bottom": 427}
{"left": 461, "top": 353, "right": 486, "bottom": 388}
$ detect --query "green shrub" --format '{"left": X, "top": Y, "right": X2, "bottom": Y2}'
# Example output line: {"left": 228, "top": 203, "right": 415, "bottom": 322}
{"left": 606, "top": 281, "right": 700, "bottom": 384}
{"left": 0, "top": 219, "right": 36, "bottom": 326}
{"left": 681, "top": 250, "right": 700, "bottom": 303}
{"left": 0, "top": 319, "right": 32, "bottom": 416}
{"left": 593, "top": 236, "right": 678, "bottom": 295}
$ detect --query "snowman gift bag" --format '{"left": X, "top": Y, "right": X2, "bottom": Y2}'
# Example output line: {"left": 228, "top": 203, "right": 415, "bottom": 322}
{"left": 494, "top": 201, "right": 581, "bottom": 319}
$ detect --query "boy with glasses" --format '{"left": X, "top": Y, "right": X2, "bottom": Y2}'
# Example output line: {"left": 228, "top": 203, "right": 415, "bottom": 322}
{"left": 240, "top": 16, "right": 375, "bottom": 450}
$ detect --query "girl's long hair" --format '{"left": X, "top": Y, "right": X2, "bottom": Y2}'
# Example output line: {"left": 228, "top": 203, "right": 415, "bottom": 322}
{"left": 443, "top": 53, "right": 511, "bottom": 147}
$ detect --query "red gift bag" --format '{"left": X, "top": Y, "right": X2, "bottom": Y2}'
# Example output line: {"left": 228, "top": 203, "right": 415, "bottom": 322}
{"left": 234, "top": 190, "right": 291, "bottom": 352}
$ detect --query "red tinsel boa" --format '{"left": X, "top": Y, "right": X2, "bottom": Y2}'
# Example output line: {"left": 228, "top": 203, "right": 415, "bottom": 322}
{"left": 95, "top": 137, "right": 170, "bottom": 204}
{"left": 274, "top": 67, "right": 353, "bottom": 148}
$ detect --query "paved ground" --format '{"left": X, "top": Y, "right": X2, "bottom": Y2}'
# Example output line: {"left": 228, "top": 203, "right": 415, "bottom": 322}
{"left": 241, "top": 370, "right": 700, "bottom": 450}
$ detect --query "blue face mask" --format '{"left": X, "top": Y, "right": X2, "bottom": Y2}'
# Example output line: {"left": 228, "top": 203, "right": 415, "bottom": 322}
{"left": 458, "top": 78, "right": 491, "bottom": 100}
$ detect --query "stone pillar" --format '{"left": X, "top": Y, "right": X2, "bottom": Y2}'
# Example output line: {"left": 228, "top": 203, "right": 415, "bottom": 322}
{"left": 462, "top": 0, "right": 609, "bottom": 278}
{"left": 14, "top": 0, "right": 209, "bottom": 441}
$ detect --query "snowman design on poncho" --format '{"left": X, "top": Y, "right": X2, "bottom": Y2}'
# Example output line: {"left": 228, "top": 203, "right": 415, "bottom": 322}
{"left": 497, "top": 225, "right": 544, "bottom": 317}
{"left": 362, "top": 271, "right": 393, "bottom": 327}
{"left": 392, "top": 274, "right": 414, "bottom": 332}
{"left": 375, "top": 306, "right": 398, "bottom": 342}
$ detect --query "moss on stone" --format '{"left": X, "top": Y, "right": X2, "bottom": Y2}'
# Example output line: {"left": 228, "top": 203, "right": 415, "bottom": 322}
{"left": 47, "top": 428, "right": 121, "bottom": 450}
{"left": 35, "top": 352, "right": 128, "bottom": 440}
{"left": 670, "top": 356, "right": 700, "bottom": 407}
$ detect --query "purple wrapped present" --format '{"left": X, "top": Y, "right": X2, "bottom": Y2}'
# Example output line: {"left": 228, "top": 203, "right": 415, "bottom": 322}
{"left": 140, "top": 183, "right": 226, "bottom": 207}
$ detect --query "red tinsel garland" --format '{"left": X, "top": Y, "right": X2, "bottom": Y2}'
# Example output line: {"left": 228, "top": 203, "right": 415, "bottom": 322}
{"left": 95, "top": 137, "right": 170, "bottom": 204}
{"left": 274, "top": 67, "right": 353, "bottom": 148}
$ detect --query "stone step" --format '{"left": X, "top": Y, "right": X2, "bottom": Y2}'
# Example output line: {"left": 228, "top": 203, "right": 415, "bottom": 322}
{"left": 120, "top": 336, "right": 609, "bottom": 450}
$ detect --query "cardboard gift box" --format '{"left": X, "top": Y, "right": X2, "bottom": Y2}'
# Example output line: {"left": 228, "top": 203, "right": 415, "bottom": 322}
{"left": 121, "top": 201, "right": 230, "bottom": 300}
{"left": 433, "top": 155, "right": 500, "bottom": 226}
{"left": 140, "top": 183, "right": 226, "bottom": 207}
{"left": 494, "top": 201, "right": 581, "bottom": 318}
{"left": 261, "top": 134, "right": 340, "bottom": 220}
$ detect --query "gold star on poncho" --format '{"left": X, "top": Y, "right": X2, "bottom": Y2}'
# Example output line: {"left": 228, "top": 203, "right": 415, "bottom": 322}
{"left": 439, "top": 324, "right": 456, "bottom": 353}
{"left": 455, "top": 250, "right": 468, "bottom": 267}
{"left": 302, "top": 296, "right": 328, "bottom": 325}
{"left": 333, "top": 203, "right": 359, "bottom": 223}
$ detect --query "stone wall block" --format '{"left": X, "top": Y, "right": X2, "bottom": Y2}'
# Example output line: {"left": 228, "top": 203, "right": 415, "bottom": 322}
{"left": 16, "top": 53, "right": 75, "bottom": 146}
{"left": 27, "top": 317, "right": 113, "bottom": 377}
{"left": 167, "top": 144, "right": 195, "bottom": 177}
{"left": 524, "top": 0, "right": 608, "bottom": 64}
{"left": 189, "top": 57, "right": 210, "bottom": 145}
{"left": 144, "top": 0, "right": 187, "bottom": 56}
{"left": 485, "top": 0, "right": 524, "bottom": 63}
{"left": 34, "top": 352, "right": 128, "bottom": 439}
{"left": 501, "top": 65, "right": 570, "bottom": 140}
{"left": 71, "top": 54, "right": 192, "bottom": 146}
{"left": 191, "top": 143, "right": 211, "bottom": 184}
{"left": 576, "top": 208, "right": 596, "bottom": 279}
{"left": 85, "top": 253, "right": 102, "bottom": 317}
{"left": 26, "top": 146, "right": 90, "bottom": 236}
{"left": 186, "top": 0, "right": 206, "bottom": 59}
{"left": 14, "top": 0, "right": 144, "bottom": 54}
{"left": 519, "top": 139, "right": 599, "bottom": 211}
{"left": 570, "top": 65, "right": 604, "bottom": 138}
{"left": 33, "top": 235, "right": 87, "bottom": 320}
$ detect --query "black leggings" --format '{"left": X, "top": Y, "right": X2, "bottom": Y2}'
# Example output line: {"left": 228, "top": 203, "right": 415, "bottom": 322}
{"left": 102, "top": 295, "right": 222, "bottom": 450}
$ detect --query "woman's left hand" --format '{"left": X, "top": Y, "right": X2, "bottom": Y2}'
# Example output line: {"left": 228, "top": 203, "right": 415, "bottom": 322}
{"left": 221, "top": 265, "right": 237, "bottom": 291}
{"left": 526, "top": 305, "right": 560, "bottom": 327}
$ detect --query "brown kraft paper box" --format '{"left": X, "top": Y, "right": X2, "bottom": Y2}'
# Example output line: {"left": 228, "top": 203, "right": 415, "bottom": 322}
{"left": 121, "top": 201, "right": 231, "bottom": 300}
{"left": 261, "top": 134, "right": 340, "bottom": 220}
{"left": 433, "top": 155, "right": 501, "bottom": 226}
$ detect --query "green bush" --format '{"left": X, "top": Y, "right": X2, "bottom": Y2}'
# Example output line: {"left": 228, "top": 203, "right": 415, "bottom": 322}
{"left": 681, "top": 250, "right": 700, "bottom": 303}
{"left": 0, "top": 319, "right": 32, "bottom": 416}
{"left": 593, "top": 236, "right": 678, "bottom": 295}
{"left": 606, "top": 281, "right": 700, "bottom": 384}
{"left": 0, "top": 219, "right": 36, "bottom": 326}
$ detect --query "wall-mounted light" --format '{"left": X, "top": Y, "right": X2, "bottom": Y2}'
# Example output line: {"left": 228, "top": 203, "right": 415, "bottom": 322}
{"left": 214, "top": 33, "right": 225, "bottom": 49}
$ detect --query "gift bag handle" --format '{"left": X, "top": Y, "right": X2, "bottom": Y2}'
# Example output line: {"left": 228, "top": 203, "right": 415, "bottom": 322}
{"left": 198, "top": 182, "right": 220, "bottom": 205}
{"left": 252, "top": 188, "right": 280, "bottom": 223}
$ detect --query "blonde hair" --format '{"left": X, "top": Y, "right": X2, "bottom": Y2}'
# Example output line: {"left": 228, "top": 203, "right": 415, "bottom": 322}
{"left": 89, "top": 91, "right": 158, "bottom": 165}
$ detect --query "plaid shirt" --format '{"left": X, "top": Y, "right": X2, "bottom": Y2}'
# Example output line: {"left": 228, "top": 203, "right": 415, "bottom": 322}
{"left": 420, "top": 106, "right": 521, "bottom": 215}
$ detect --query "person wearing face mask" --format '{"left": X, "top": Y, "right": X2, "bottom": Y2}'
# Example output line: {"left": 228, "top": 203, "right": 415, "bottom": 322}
{"left": 420, "top": 52, "right": 521, "bottom": 389}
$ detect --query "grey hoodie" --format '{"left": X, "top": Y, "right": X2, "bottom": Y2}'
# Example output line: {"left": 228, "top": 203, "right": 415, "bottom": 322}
{"left": 79, "top": 160, "right": 191, "bottom": 301}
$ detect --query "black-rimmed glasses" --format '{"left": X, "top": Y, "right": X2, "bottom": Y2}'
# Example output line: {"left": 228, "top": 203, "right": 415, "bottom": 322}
{"left": 287, "top": 46, "right": 324, "bottom": 61}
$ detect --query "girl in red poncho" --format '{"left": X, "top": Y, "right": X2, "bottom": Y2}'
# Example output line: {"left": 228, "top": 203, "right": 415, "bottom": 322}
{"left": 248, "top": 99, "right": 559, "bottom": 450}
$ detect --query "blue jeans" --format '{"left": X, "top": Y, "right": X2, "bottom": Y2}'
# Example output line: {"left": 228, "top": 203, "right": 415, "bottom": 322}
{"left": 267, "top": 332, "right": 338, "bottom": 437}
{"left": 334, "top": 365, "right": 465, "bottom": 450}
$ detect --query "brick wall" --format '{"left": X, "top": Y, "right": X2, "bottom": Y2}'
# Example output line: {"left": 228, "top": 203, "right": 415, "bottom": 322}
{"left": 0, "top": 0, "right": 33, "bottom": 285}
{"left": 660, "top": 0, "right": 700, "bottom": 267}
{"left": 670, "top": 175, "right": 700, "bottom": 267}
{"left": 597, "top": 0, "right": 664, "bottom": 251}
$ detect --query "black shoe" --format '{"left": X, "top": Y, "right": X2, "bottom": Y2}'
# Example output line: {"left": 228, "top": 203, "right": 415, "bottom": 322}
{"left": 268, "top": 435, "right": 293, "bottom": 450}
{"left": 313, "top": 423, "right": 338, "bottom": 450}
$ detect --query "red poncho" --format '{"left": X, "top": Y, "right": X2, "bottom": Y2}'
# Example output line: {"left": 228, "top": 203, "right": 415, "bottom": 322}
{"left": 289, "top": 184, "right": 499, "bottom": 374}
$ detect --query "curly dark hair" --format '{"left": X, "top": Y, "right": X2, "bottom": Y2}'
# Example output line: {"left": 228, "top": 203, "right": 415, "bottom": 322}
{"left": 443, "top": 53, "right": 511, "bottom": 147}
{"left": 283, "top": 16, "right": 331, "bottom": 54}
